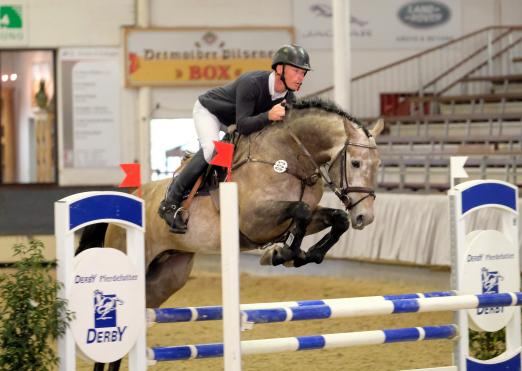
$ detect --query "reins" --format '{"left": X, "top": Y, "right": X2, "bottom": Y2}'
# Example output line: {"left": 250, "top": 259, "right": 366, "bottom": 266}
{"left": 231, "top": 123, "right": 377, "bottom": 211}
{"left": 287, "top": 129, "right": 377, "bottom": 210}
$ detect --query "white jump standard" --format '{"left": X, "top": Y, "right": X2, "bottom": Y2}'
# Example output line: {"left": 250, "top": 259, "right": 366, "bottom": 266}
{"left": 55, "top": 192, "right": 147, "bottom": 371}
{"left": 450, "top": 180, "right": 520, "bottom": 370}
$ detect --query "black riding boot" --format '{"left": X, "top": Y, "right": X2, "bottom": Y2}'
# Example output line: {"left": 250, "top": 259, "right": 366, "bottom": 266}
{"left": 158, "top": 149, "right": 208, "bottom": 234}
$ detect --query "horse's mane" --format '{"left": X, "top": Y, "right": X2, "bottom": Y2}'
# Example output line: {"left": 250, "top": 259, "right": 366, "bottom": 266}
{"left": 288, "top": 97, "right": 371, "bottom": 137}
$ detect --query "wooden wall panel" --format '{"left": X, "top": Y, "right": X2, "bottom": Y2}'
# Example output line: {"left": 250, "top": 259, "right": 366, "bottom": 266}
{"left": 1, "top": 88, "right": 16, "bottom": 183}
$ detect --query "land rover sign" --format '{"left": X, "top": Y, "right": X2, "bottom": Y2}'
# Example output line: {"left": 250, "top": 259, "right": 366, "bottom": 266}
{"left": 398, "top": 1, "right": 451, "bottom": 29}
{"left": 294, "top": 0, "right": 460, "bottom": 50}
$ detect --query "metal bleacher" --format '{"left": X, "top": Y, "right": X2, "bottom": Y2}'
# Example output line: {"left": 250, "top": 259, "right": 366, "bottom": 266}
{"left": 311, "top": 26, "right": 522, "bottom": 191}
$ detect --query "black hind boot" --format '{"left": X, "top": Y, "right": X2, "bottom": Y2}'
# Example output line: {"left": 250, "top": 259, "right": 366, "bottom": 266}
{"left": 158, "top": 149, "right": 207, "bottom": 233}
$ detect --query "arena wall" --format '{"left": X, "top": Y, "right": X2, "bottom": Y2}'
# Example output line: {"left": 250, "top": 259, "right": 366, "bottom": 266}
{"left": 13, "top": 0, "right": 521, "bottom": 186}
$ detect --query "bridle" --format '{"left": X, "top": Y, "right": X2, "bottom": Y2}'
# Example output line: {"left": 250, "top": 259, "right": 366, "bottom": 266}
{"left": 287, "top": 130, "right": 377, "bottom": 210}
{"left": 327, "top": 141, "right": 377, "bottom": 210}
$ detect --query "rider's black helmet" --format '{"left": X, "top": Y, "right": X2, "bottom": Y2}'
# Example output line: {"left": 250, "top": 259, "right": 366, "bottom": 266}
{"left": 271, "top": 45, "right": 312, "bottom": 71}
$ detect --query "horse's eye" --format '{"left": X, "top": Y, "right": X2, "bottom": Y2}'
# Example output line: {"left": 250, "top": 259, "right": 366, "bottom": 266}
{"left": 352, "top": 160, "right": 361, "bottom": 168}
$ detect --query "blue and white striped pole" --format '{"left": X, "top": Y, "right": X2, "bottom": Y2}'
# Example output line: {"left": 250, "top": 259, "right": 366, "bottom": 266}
{"left": 148, "top": 325, "right": 457, "bottom": 362}
{"left": 147, "top": 290, "right": 455, "bottom": 324}
{"left": 148, "top": 292, "right": 522, "bottom": 325}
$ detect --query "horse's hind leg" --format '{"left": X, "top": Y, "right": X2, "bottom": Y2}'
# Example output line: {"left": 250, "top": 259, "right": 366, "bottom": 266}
{"left": 260, "top": 201, "right": 312, "bottom": 266}
{"left": 293, "top": 206, "right": 349, "bottom": 267}
{"left": 93, "top": 361, "right": 121, "bottom": 371}
{"left": 146, "top": 251, "right": 195, "bottom": 307}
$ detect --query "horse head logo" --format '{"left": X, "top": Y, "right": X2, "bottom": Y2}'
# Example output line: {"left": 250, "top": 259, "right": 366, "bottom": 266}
{"left": 481, "top": 268, "right": 504, "bottom": 294}
{"left": 309, "top": 4, "right": 332, "bottom": 17}
{"left": 94, "top": 289, "right": 124, "bottom": 328}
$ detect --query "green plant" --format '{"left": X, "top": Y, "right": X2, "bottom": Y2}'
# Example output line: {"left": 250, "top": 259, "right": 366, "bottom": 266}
{"left": 469, "top": 328, "right": 506, "bottom": 360}
{"left": 0, "top": 240, "right": 74, "bottom": 371}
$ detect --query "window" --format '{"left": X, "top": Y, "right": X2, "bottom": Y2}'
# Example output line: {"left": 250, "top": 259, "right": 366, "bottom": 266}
{"left": 150, "top": 118, "right": 199, "bottom": 181}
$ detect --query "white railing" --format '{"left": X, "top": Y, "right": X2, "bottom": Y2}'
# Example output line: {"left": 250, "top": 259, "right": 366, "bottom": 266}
{"left": 308, "top": 26, "right": 522, "bottom": 118}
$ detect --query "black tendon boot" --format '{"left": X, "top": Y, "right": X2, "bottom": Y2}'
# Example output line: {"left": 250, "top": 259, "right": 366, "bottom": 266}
{"left": 158, "top": 149, "right": 208, "bottom": 233}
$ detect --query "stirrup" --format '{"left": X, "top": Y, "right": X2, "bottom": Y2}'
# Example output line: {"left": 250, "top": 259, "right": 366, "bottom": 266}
{"left": 169, "top": 206, "right": 188, "bottom": 234}
{"left": 169, "top": 211, "right": 188, "bottom": 234}
{"left": 158, "top": 201, "right": 188, "bottom": 234}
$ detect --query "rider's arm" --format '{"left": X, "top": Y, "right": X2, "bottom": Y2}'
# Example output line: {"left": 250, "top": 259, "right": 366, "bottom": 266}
{"left": 235, "top": 79, "right": 271, "bottom": 135}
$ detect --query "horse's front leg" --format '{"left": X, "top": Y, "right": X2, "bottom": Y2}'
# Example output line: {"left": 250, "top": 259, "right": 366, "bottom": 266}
{"left": 292, "top": 206, "right": 349, "bottom": 267}
{"left": 259, "top": 201, "right": 312, "bottom": 266}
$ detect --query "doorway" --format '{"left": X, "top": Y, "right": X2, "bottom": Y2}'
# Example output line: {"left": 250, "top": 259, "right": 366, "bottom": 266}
{"left": 0, "top": 49, "right": 56, "bottom": 184}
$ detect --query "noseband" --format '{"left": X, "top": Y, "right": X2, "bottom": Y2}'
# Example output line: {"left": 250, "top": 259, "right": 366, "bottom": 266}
{"left": 328, "top": 141, "right": 377, "bottom": 210}
{"left": 288, "top": 130, "right": 377, "bottom": 210}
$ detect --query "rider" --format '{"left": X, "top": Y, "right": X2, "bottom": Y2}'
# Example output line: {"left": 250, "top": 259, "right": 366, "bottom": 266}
{"left": 158, "top": 44, "right": 312, "bottom": 234}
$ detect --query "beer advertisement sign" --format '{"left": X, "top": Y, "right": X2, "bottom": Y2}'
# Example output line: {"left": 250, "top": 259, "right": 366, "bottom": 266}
{"left": 124, "top": 27, "right": 294, "bottom": 87}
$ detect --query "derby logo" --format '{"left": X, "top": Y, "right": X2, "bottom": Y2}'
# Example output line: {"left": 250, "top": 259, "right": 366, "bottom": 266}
{"left": 480, "top": 267, "right": 503, "bottom": 295}
{"left": 477, "top": 268, "right": 505, "bottom": 315}
{"left": 86, "top": 290, "right": 127, "bottom": 344}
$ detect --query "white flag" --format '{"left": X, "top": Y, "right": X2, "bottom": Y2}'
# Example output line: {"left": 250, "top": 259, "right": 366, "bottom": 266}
{"left": 450, "top": 156, "right": 469, "bottom": 179}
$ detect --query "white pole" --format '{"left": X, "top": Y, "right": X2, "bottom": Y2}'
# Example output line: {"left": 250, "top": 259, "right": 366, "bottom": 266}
{"left": 449, "top": 156, "right": 468, "bottom": 189}
{"left": 126, "top": 227, "right": 148, "bottom": 371}
{"left": 333, "top": 0, "right": 351, "bottom": 111}
{"left": 220, "top": 182, "right": 242, "bottom": 370}
{"left": 137, "top": 0, "right": 152, "bottom": 183}
{"left": 55, "top": 201, "right": 76, "bottom": 371}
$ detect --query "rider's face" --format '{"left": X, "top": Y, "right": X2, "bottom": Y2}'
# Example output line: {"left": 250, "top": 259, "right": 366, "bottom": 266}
{"left": 277, "top": 65, "right": 307, "bottom": 91}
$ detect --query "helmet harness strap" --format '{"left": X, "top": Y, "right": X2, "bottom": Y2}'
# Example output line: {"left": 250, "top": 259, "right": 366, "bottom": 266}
{"left": 279, "top": 64, "right": 293, "bottom": 92}
{"left": 278, "top": 64, "right": 308, "bottom": 93}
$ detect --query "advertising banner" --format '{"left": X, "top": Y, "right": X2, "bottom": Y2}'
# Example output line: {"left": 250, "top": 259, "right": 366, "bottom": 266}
{"left": 60, "top": 48, "right": 121, "bottom": 168}
{"left": 69, "top": 248, "right": 143, "bottom": 363}
{"left": 461, "top": 230, "right": 519, "bottom": 333}
{"left": 0, "top": 0, "right": 28, "bottom": 45}
{"left": 294, "top": 0, "right": 461, "bottom": 49}
{"left": 124, "top": 27, "right": 294, "bottom": 86}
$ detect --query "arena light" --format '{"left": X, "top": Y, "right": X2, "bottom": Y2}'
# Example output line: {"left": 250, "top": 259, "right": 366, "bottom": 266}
{"left": 1, "top": 74, "right": 8, "bottom": 82}
{"left": 10, "top": 73, "right": 17, "bottom": 81}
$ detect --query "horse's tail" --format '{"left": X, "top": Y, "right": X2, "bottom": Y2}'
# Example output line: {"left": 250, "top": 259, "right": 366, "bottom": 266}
{"left": 76, "top": 223, "right": 108, "bottom": 255}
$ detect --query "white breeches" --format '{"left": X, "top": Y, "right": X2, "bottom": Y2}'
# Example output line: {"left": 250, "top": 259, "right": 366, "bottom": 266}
{"left": 193, "top": 99, "right": 226, "bottom": 163}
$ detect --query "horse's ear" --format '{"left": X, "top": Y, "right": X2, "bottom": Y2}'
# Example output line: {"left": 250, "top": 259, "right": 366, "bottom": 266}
{"left": 370, "top": 118, "right": 384, "bottom": 137}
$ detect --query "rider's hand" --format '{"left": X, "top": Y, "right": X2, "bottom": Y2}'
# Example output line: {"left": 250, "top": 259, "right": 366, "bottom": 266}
{"left": 268, "top": 101, "right": 286, "bottom": 121}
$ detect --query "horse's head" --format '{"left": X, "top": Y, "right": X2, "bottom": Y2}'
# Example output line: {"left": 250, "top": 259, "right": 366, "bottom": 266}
{"left": 328, "top": 118, "right": 383, "bottom": 229}
{"left": 280, "top": 99, "right": 382, "bottom": 229}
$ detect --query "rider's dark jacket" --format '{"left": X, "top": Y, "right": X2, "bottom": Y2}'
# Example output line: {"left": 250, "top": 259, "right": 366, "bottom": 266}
{"left": 198, "top": 71, "right": 295, "bottom": 135}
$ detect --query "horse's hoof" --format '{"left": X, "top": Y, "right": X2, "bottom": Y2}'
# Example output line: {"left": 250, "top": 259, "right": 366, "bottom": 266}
{"left": 259, "top": 246, "right": 292, "bottom": 266}
{"left": 283, "top": 260, "right": 295, "bottom": 268}
{"left": 259, "top": 248, "right": 275, "bottom": 266}
{"left": 272, "top": 246, "right": 297, "bottom": 266}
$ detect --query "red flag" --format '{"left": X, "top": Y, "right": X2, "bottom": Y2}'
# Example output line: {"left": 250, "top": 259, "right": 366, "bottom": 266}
{"left": 210, "top": 141, "right": 234, "bottom": 181}
{"left": 119, "top": 163, "right": 142, "bottom": 196}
